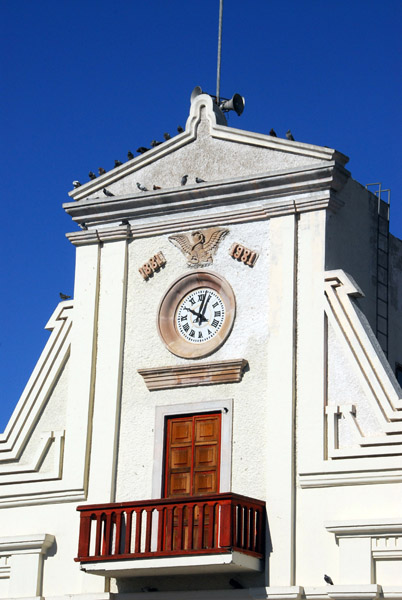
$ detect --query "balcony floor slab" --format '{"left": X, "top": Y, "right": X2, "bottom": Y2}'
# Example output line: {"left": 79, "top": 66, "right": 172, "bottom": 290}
{"left": 80, "top": 551, "right": 262, "bottom": 578}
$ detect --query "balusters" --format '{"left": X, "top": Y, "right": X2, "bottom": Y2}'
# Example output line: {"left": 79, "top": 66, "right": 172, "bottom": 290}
{"left": 187, "top": 503, "right": 194, "bottom": 550}
{"left": 76, "top": 493, "right": 265, "bottom": 562}
{"left": 157, "top": 507, "right": 165, "bottom": 552}
{"left": 134, "top": 509, "right": 142, "bottom": 554}
{"left": 165, "top": 505, "right": 174, "bottom": 551}
{"left": 145, "top": 508, "right": 153, "bottom": 553}
{"left": 124, "top": 510, "right": 133, "bottom": 554}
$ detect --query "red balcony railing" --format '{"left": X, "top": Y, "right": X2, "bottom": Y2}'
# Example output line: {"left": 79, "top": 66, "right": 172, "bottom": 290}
{"left": 76, "top": 492, "right": 265, "bottom": 563}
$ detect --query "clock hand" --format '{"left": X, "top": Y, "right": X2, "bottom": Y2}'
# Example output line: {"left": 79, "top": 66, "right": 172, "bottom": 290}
{"left": 196, "top": 292, "right": 207, "bottom": 325}
{"left": 184, "top": 307, "right": 207, "bottom": 323}
{"left": 200, "top": 293, "right": 211, "bottom": 322}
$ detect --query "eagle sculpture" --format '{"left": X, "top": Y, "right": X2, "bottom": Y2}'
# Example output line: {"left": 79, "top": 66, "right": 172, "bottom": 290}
{"left": 169, "top": 228, "right": 229, "bottom": 266}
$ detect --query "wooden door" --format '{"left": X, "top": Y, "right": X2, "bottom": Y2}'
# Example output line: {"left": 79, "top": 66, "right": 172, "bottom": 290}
{"left": 165, "top": 413, "right": 221, "bottom": 498}
{"left": 164, "top": 413, "right": 221, "bottom": 550}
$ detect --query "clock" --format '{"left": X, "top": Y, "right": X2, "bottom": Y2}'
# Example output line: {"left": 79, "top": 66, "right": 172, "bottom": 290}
{"left": 157, "top": 271, "right": 236, "bottom": 359}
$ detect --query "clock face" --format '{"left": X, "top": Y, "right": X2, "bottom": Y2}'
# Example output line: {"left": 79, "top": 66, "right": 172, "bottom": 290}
{"left": 176, "top": 288, "right": 226, "bottom": 344}
{"left": 157, "top": 271, "right": 236, "bottom": 359}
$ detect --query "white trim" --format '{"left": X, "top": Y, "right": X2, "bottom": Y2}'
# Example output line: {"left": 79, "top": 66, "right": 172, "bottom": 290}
{"left": 64, "top": 166, "right": 347, "bottom": 237}
{"left": 152, "top": 399, "right": 233, "bottom": 498}
{"left": 81, "top": 550, "right": 261, "bottom": 578}
{"left": 0, "top": 430, "right": 64, "bottom": 483}
{"left": 0, "top": 302, "right": 72, "bottom": 460}
{"left": 299, "top": 465, "right": 402, "bottom": 488}
{"left": 325, "top": 519, "right": 402, "bottom": 537}
{"left": 0, "top": 533, "right": 54, "bottom": 556}
{"left": 304, "top": 585, "right": 381, "bottom": 600}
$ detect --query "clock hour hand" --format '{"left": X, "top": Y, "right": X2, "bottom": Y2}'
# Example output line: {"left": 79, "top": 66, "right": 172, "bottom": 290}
{"left": 184, "top": 307, "right": 207, "bottom": 323}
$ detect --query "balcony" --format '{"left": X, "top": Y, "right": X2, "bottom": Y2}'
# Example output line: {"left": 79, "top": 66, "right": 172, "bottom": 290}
{"left": 76, "top": 492, "right": 265, "bottom": 577}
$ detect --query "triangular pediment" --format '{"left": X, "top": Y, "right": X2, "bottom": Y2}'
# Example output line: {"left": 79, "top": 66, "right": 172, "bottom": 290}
{"left": 68, "top": 93, "right": 348, "bottom": 202}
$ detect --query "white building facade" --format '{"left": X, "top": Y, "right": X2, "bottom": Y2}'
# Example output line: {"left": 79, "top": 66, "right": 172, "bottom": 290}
{"left": 0, "top": 93, "right": 401, "bottom": 599}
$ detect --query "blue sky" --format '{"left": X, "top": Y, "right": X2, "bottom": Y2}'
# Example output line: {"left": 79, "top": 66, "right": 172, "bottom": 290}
{"left": 1, "top": 0, "right": 401, "bottom": 430}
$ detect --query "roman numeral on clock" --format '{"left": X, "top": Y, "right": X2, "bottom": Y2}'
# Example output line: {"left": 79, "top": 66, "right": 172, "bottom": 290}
{"left": 211, "top": 319, "right": 219, "bottom": 328}
{"left": 183, "top": 323, "right": 190, "bottom": 332}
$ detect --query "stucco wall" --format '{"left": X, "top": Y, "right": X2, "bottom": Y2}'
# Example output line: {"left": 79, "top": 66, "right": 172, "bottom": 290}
{"left": 116, "top": 219, "right": 272, "bottom": 504}
{"left": 325, "top": 178, "right": 378, "bottom": 332}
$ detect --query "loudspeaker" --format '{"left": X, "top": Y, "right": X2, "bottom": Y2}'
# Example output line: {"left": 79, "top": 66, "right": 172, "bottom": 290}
{"left": 220, "top": 93, "right": 245, "bottom": 116}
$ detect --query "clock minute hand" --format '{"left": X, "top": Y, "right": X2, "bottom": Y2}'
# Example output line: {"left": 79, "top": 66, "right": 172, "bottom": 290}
{"left": 200, "top": 293, "right": 211, "bottom": 323}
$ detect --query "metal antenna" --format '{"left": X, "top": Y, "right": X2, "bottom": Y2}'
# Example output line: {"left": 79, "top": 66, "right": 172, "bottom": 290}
{"left": 216, "top": 0, "right": 224, "bottom": 105}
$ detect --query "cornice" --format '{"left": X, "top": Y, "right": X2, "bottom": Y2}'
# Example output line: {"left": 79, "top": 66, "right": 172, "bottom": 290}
{"left": 138, "top": 359, "right": 248, "bottom": 391}
{"left": 0, "top": 533, "right": 55, "bottom": 555}
{"left": 325, "top": 519, "right": 402, "bottom": 537}
{"left": 65, "top": 165, "right": 347, "bottom": 245}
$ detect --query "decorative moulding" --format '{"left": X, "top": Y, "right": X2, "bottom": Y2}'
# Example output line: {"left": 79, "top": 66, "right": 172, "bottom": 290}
{"left": 66, "top": 188, "right": 343, "bottom": 247}
{"left": 0, "top": 302, "right": 72, "bottom": 460}
{"left": 325, "top": 519, "right": 402, "bottom": 538}
{"left": 0, "top": 533, "right": 55, "bottom": 556}
{"left": 64, "top": 161, "right": 348, "bottom": 231}
{"left": 138, "top": 359, "right": 248, "bottom": 391}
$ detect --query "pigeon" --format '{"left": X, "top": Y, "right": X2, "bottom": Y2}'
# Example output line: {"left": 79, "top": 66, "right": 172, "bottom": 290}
{"left": 181, "top": 174, "right": 188, "bottom": 186}
{"left": 103, "top": 188, "right": 114, "bottom": 197}
{"left": 269, "top": 128, "right": 277, "bottom": 137}
{"left": 72, "top": 181, "right": 81, "bottom": 188}
{"left": 137, "top": 182, "right": 148, "bottom": 192}
{"left": 59, "top": 292, "right": 72, "bottom": 300}
{"left": 127, "top": 151, "right": 134, "bottom": 160}
{"left": 153, "top": 185, "right": 161, "bottom": 190}
{"left": 229, "top": 579, "right": 243, "bottom": 589}
{"left": 88, "top": 171, "right": 96, "bottom": 180}
{"left": 137, "top": 146, "right": 149, "bottom": 154}
{"left": 324, "top": 574, "right": 334, "bottom": 585}
{"left": 163, "top": 132, "right": 171, "bottom": 140}
{"left": 114, "top": 159, "right": 122, "bottom": 167}
{"left": 121, "top": 219, "right": 129, "bottom": 226}
{"left": 195, "top": 177, "right": 205, "bottom": 183}
{"left": 98, "top": 167, "right": 106, "bottom": 175}
{"left": 177, "top": 125, "right": 184, "bottom": 133}
{"left": 286, "top": 129, "right": 295, "bottom": 141}
{"left": 150, "top": 140, "right": 162, "bottom": 147}
{"left": 80, "top": 222, "right": 88, "bottom": 230}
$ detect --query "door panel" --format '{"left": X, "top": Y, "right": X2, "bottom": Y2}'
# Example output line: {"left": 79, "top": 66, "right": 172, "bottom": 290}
{"left": 169, "top": 472, "right": 191, "bottom": 496}
{"left": 195, "top": 417, "right": 220, "bottom": 443}
{"left": 170, "top": 446, "right": 192, "bottom": 469}
{"left": 194, "top": 471, "right": 217, "bottom": 494}
{"left": 194, "top": 445, "right": 218, "bottom": 469}
{"left": 171, "top": 420, "right": 193, "bottom": 443}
